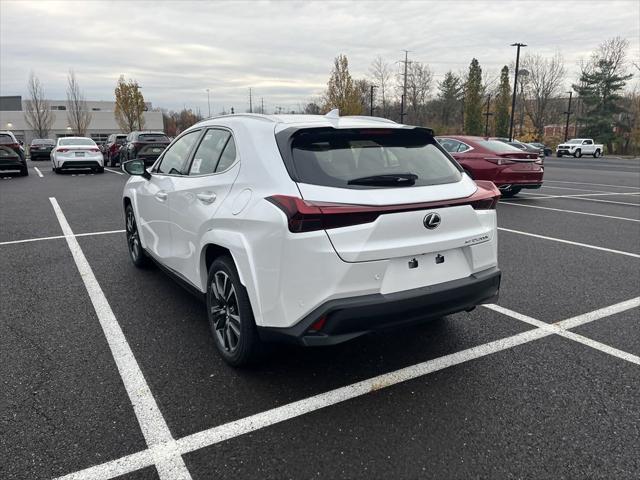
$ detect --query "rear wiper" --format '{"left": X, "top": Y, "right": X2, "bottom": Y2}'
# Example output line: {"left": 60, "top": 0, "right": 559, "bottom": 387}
{"left": 347, "top": 173, "right": 418, "bottom": 186}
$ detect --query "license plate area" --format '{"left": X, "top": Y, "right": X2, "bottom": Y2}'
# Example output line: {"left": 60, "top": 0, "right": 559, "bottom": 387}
{"left": 380, "top": 248, "right": 471, "bottom": 294}
{"left": 75, "top": 152, "right": 85, "bottom": 157}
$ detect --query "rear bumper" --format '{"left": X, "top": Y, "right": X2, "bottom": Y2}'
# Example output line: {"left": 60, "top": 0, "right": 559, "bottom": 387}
{"left": 30, "top": 151, "right": 51, "bottom": 159}
{"left": 58, "top": 160, "right": 102, "bottom": 170}
{"left": 0, "top": 159, "right": 26, "bottom": 170}
{"left": 258, "top": 267, "right": 501, "bottom": 346}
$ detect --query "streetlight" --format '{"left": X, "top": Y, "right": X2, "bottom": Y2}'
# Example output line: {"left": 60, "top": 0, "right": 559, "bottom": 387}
{"left": 508, "top": 42, "right": 527, "bottom": 141}
{"left": 206, "top": 89, "right": 211, "bottom": 117}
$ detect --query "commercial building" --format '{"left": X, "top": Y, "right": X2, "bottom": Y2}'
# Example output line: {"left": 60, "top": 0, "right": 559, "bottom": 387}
{"left": 0, "top": 95, "right": 164, "bottom": 144}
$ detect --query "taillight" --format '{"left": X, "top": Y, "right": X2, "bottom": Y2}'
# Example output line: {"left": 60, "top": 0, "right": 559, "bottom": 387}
{"left": 57, "top": 148, "right": 69, "bottom": 153}
{"left": 485, "top": 157, "right": 516, "bottom": 165}
{"left": 89, "top": 148, "right": 100, "bottom": 152}
{"left": 8, "top": 143, "right": 20, "bottom": 148}
{"left": 266, "top": 181, "right": 501, "bottom": 233}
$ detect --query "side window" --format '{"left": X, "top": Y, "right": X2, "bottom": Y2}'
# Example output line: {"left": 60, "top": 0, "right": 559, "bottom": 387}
{"left": 156, "top": 130, "right": 200, "bottom": 175}
{"left": 439, "top": 138, "right": 460, "bottom": 153}
{"left": 457, "top": 142, "right": 470, "bottom": 152}
{"left": 216, "top": 135, "right": 237, "bottom": 172}
{"left": 189, "top": 129, "right": 230, "bottom": 175}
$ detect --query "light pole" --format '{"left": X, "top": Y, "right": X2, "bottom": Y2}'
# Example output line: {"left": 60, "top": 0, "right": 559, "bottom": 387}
{"left": 563, "top": 91, "right": 573, "bottom": 142}
{"left": 206, "top": 89, "right": 211, "bottom": 117}
{"left": 508, "top": 42, "right": 527, "bottom": 141}
{"left": 483, "top": 94, "right": 493, "bottom": 137}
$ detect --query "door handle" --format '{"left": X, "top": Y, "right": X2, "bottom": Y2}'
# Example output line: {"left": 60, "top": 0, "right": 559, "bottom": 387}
{"left": 196, "top": 192, "right": 216, "bottom": 204}
{"left": 155, "top": 191, "right": 168, "bottom": 201}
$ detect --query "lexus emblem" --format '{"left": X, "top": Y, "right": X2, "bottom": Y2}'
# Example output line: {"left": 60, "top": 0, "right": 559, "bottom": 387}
{"left": 423, "top": 212, "right": 441, "bottom": 230}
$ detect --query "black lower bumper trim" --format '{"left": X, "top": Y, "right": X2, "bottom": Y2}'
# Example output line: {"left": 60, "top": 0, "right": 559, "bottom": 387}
{"left": 258, "top": 267, "right": 501, "bottom": 346}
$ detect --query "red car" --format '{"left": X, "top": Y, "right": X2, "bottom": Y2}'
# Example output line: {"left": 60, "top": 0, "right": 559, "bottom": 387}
{"left": 437, "top": 136, "right": 543, "bottom": 197}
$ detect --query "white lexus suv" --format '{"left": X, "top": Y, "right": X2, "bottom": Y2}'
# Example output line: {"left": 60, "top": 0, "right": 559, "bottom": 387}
{"left": 122, "top": 112, "right": 501, "bottom": 366}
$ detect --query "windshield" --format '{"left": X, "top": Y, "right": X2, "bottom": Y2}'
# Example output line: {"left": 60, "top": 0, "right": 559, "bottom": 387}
{"left": 288, "top": 128, "right": 461, "bottom": 189}
{"left": 476, "top": 139, "right": 523, "bottom": 154}
{"left": 0, "top": 134, "right": 15, "bottom": 144}
{"left": 31, "top": 139, "right": 55, "bottom": 145}
{"left": 59, "top": 138, "right": 96, "bottom": 146}
{"left": 138, "top": 134, "right": 169, "bottom": 142}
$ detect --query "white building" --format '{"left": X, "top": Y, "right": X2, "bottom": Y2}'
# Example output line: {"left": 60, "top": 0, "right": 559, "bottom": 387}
{"left": 0, "top": 96, "right": 164, "bottom": 144}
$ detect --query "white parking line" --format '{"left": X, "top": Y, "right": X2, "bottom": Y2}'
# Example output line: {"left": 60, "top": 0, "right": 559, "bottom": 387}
{"left": 55, "top": 296, "right": 640, "bottom": 480}
{"left": 500, "top": 201, "right": 640, "bottom": 222}
{"left": 545, "top": 180, "right": 640, "bottom": 190}
{"left": 484, "top": 299, "right": 640, "bottom": 365}
{"left": 105, "top": 167, "right": 124, "bottom": 175}
{"left": 33, "top": 167, "right": 44, "bottom": 177}
{"left": 49, "top": 198, "right": 192, "bottom": 480}
{"left": 498, "top": 227, "right": 640, "bottom": 258}
{"left": 541, "top": 185, "right": 617, "bottom": 193}
{"left": 518, "top": 192, "right": 640, "bottom": 206}
{"left": 0, "top": 229, "right": 125, "bottom": 246}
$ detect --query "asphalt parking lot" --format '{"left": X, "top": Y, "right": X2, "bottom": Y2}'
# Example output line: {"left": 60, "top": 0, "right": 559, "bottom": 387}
{"left": 1, "top": 155, "right": 639, "bottom": 480}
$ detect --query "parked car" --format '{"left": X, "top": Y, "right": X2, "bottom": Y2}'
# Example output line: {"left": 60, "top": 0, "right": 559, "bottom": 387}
{"left": 104, "top": 133, "right": 128, "bottom": 167}
{"left": 51, "top": 137, "right": 104, "bottom": 174}
{"left": 0, "top": 131, "right": 28, "bottom": 176}
{"left": 437, "top": 135, "right": 543, "bottom": 197}
{"left": 528, "top": 142, "right": 552, "bottom": 157}
{"left": 556, "top": 138, "right": 603, "bottom": 158}
{"left": 122, "top": 114, "right": 502, "bottom": 366}
{"left": 120, "top": 131, "right": 170, "bottom": 166}
{"left": 29, "top": 138, "right": 56, "bottom": 161}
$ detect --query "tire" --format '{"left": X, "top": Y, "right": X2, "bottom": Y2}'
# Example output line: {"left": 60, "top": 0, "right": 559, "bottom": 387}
{"left": 20, "top": 166, "right": 29, "bottom": 176}
{"left": 125, "top": 204, "right": 151, "bottom": 268}
{"left": 206, "top": 256, "right": 262, "bottom": 367}
{"left": 110, "top": 154, "right": 118, "bottom": 167}
{"left": 573, "top": 149, "right": 582, "bottom": 158}
{"left": 593, "top": 149, "right": 601, "bottom": 158}
{"left": 501, "top": 187, "right": 522, "bottom": 198}
{"left": 96, "top": 166, "right": 104, "bottom": 173}
{"left": 556, "top": 153, "right": 562, "bottom": 157}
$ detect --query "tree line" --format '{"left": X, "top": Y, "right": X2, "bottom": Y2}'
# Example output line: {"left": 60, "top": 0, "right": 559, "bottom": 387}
{"left": 317, "top": 37, "right": 637, "bottom": 154}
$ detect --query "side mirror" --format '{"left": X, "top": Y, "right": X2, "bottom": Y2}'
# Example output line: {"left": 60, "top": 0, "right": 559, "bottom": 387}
{"left": 122, "top": 159, "right": 150, "bottom": 179}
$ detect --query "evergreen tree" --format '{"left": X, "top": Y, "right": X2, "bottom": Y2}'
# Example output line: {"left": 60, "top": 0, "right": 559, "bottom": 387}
{"left": 573, "top": 37, "right": 633, "bottom": 152}
{"left": 323, "top": 54, "right": 362, "bottom": 115}
{"left": 437, "top": 71, "right": 463, "bottom": 128}
{"left": 494, "top": 66, "right": 511, "bottom": 137}
{"left": 464, "top": 58, "right": 484, "bottom": 135}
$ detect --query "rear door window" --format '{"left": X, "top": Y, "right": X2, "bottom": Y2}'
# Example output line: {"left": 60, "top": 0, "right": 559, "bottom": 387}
{"left": 288, "top": 128, "right": 461, "bottom": 188}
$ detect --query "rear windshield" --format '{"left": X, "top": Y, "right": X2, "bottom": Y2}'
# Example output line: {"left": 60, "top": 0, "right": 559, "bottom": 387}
{"left": 288, "top": 128, "right": 461, "bottom": 188}
{"left": 31, "top": 139, "right": 55, "bottom": 145}
{"left": 115, "top": 137, "right": 127, "bottom": 144}
{"left": 59, "top": 138, "right": 96, "bottom": 146}
{"left": 478, "top": 139, "right": 523, "bottom": 154}
{"left": 138, "top": 134, "right": 169, "bottom": 142}
{"left": 566, "top": 139, "right": 582, "bottom": 144}
{"left": 0, "top": 134, "right": 15, "bottom": 144}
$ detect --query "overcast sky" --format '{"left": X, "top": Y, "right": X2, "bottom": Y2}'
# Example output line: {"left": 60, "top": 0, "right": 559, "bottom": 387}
{"left": 1, "top": 0, "right": 638, "bottom": 114}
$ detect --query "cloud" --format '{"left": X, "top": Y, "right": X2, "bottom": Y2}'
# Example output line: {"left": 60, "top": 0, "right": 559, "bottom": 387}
{"left": 1, "top": 0, "right": 638, "bottom": 113}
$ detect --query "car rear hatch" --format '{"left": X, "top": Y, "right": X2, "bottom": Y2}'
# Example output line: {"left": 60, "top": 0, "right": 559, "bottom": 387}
{"left": 272, "top": 127, "right": 500, "bottom": 274}
{"left": 135, "top": 134, "right": 169, "bottom": 157}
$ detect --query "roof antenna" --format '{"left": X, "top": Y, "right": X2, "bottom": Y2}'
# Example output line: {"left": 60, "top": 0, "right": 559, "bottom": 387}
{"left": 325, "top": 109, "right": 339, "bottom": 119}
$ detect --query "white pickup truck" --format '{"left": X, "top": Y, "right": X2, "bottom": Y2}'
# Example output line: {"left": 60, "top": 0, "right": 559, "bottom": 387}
{"left": 556, "top": 138, "right": 603, "bottom": 158}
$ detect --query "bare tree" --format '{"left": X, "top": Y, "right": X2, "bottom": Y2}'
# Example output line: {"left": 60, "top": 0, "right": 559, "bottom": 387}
{"left": 66, "top": 70, "right": 92, "bottom": 136}
{"left": 521, "top": 52, "right": 566, "bottom": 138}
{"left": 404, "top": 62, "right": 433, "bottom": 125}
{"left": 369, "top": 56, "right": 392, "bottom": 117}
{"left": 24, "top": 72, "right": 55, "bottom": 138}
